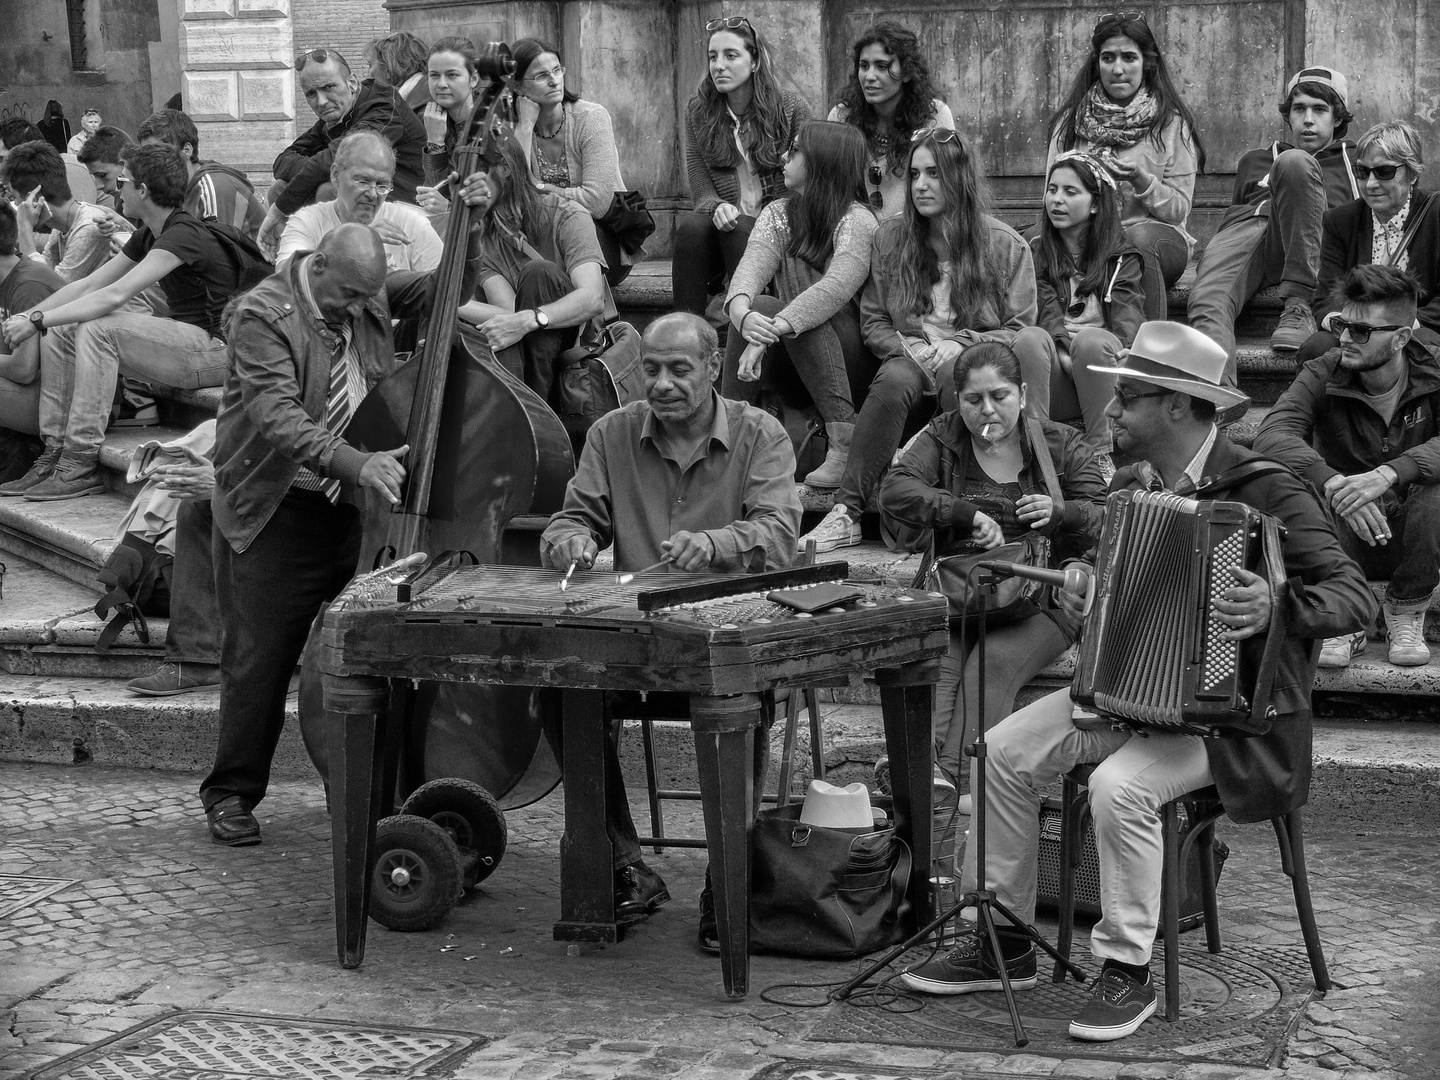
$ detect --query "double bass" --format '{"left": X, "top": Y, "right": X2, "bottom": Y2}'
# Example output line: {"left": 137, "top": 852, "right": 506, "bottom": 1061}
{"left": 300, "top": 43, "right": 574, "bottom": 811}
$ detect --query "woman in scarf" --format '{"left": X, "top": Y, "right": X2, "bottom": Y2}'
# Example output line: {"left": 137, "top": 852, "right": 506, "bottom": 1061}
{"left": 674, "top": 17, "right": 811, "bottom": 316}
{"left": 1047, "top": 13, "right": 1205, "bottom": 321}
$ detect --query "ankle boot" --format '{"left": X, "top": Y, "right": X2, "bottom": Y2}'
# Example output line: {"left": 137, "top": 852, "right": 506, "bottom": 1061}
{"left": 24, "top": 449, "right": 105, "bottom": 502}
{"left": 803, "top": 421, "right": 854, "bottom": 490}
{"left": 0, "top": 441, "right": 62, "bottom": 497}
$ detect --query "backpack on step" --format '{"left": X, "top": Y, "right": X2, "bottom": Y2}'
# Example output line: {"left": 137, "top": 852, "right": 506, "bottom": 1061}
{"left": 94, "top": 534, "right": 173, "bottom": 653}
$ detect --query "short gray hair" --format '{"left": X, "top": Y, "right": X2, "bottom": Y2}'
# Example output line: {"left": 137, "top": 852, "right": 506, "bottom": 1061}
{"left": 332, "top": 130, "right": 395, "bottom": 176}
{"left": 641, "top": 312, "right": 719, "bottom": 362}
{"left": 1356, "top": 121, "right": 1424, "bottom": 177}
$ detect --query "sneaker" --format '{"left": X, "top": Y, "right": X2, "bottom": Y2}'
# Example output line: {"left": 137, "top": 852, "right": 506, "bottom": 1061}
{"left": 1069, "top": 965, "right": 1157, "bottom": 1041}
{"left": 127, "top": 661, "right": 221, "bottom": 697}
{"left": 1318, "top": 631, "right": 1367, "bottom": 669}
{"left": 798, "top": 503, "right": 860, "bottom": 554}
{"left": 1383, "top": 600, "right": 1432, "bottom": 667}
{"left": 23, "top": 451, "right": 104, "bottom": 502}
{"left": 0, "top": 443, "right": 61, "bottom": 497}
{"left": 113, "top": 381, "right": 159, "bottom": 428}
{"left": 1270, "top": 298, "right": 1316, "bottom": 352}
{"left": 900, "top": 928, "right": 1037, "bottom": 995}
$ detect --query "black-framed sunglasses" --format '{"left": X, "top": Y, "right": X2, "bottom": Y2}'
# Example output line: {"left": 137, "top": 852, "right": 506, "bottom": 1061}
{"left": 1354, "top": 163, "right": 1404, "bottom": 182}
{"left": 1067, "top": 300, "right": 1088, "bottom": 318}
{"left": 115, "top": 176, "right": 132, "bottom": 190}
{"left": 706, "top": 16, "right": 753, "bottom": 32}
{"left": 1331, "top": 316, "right": 1406, "bottom": 344}
{"left": 295, "top": 47, "right": 346, "bottom": 71}
{"left": 1112, "top": 384, "right": 1173, "bottom": 407}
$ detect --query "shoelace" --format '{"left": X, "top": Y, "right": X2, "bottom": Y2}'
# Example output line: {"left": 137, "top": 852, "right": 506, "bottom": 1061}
{"left": 1389, "top": 612, "right": 1426, "bottom": 648}
{"left": 1095, "top": 968, "right": 1140, "bottom": 1003}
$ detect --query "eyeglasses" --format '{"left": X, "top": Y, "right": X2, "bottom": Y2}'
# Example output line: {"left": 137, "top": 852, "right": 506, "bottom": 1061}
{"left": 1354, "top": 163, "right": 1404, "bottom": 182}
{"left": 913, "top": 127, "right": 961, "bottom": 144}
{"left": 1098, "top": 10, "right": 1147, "bottom": 24}
{"left": 1112, "top": 384, "right": 1173, "bottom": 407}
{"left": 295, "top": 48, "right": 346, "bottom": 71}
{"left": 347, "top": 177, "right": 393, "bottom": 194}
{"left": 1331, "top": 316, "right": 1406, "bottom": 344}
{"left": 525, "top": 66, "right": 565, "bottom": 85}
{"left": 706, "top": 16, "right": 753, "bottom": 32}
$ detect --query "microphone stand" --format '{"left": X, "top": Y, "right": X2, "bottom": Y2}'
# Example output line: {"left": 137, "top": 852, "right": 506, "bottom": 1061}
{"left": 834, "top": 565, "right": 1086, "bottom": 1047}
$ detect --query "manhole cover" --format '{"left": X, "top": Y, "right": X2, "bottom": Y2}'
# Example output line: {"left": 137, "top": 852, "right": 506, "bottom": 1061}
{"left": 0, "top": 875, "right": 76, "bottom": 917}
{"left": 29, "top": 1011, "right": 484, "bottom": 1080}
{"left": 808, "top": 942, "right": 1315, "bottom": 1067}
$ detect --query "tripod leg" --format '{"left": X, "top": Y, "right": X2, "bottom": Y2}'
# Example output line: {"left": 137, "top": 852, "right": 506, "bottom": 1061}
{"left": 975, "top": 900, "right": 1029, "bottom": 1047}
{"left": 989, "top": 896, "right": 1087, "bottom": 983}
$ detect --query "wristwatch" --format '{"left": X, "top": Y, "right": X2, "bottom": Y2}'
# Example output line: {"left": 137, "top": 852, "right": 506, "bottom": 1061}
{"left": 27, "top": 310, "right": 46, "bottom": 336}
{"left": 531, "top": 308, "right": 550, "bottom": 330}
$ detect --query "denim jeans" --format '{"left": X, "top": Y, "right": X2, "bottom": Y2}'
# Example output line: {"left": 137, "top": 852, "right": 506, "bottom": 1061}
{"left": 167, "top": 497, "right": 222, "bottom": 666}
{"left": 40, "top": 313, "right": 228, "bottom": 453}
{"left": 671, "top": 212, "right": 755, "bottom": 316}
{"left": 720, "top": 295, "right": 862, "bottom": 425}
{"left": 200, "top": 489, "right": 361, "bottom": 812}
{"left": 1294, "top": 330, "right": 1340, "bottom": 365}
{"left": 492, "top": 260, "right": 586, "bottom": 402}
{"left": 958, "top": 687, "right": 1213, "bottom": 966}
{"left": 0, "top": 375, "right": 39, "bottom": 436}
{"left": 933, "top": 613, "right": 1074, "bottom": 782}
{"left": 1187, "top": 150, "right": 1327, "bottom": 378}
{"left": 1050, "top": 326, "right": 1123, "bottom": 454}
{"left": 1332, "top": 482, "right": 1440, "bottom": 604}
{"left": 1124, "top": 220, "right": 1189, "bottom": 322}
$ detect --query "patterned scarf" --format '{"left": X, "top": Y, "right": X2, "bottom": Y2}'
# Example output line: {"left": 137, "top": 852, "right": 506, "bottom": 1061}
{"left": 1073, "top": 84, "right": 1160, "bottom": 149}
{"left": 1373, "top": 194, "right": 1412, "bottom": 272}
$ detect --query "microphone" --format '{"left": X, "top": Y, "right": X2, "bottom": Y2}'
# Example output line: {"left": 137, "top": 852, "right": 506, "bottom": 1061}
{"left": 976, "top": 560, "right": 1093, "bottom": 613}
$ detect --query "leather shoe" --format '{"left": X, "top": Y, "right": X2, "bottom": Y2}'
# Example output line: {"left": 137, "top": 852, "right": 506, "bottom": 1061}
{"left": 697, "top": 878, "right": 719, "bottom": 954}
{"left": 614, "top": 860, "right": 669, "bottom": 919}
{"left": 207, "top": 796, "right": 261, "bottom": 846}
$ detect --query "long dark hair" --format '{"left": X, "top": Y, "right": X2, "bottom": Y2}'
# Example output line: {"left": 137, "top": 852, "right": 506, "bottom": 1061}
{"left": 893, "top": 130, "right": 1006, "bottom": 329}
{"left": 834, "top": 21, "right": 942, "bottom": 176}
{"left": 954, "top": 341, "right": 1025, "bottom": 396}
{"left": 1048, "top": 14, "right": 1207, "bottom": 172}
{"left": 479, "top": 134, "right": 544, "bottom": 245}
{"left": 511, "top": 38, "right": 580, "bottom": 105}
{"left": 691, "top": 21, "right": 790, "bottom": 173}
{"left": 784, "top": 121, "right": 868, "bottom": 270}
{"left": 1034, "top": 154, "right": 1127, "bottom": 302}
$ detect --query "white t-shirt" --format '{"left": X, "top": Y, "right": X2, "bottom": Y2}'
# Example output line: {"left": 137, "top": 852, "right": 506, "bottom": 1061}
{"left": 275, "top": 200, "right": 443, "bottom": 273}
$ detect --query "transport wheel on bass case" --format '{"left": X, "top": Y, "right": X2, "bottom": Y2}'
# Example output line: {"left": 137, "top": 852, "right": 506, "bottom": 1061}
{"left": 369, "top": 814, "right": 463, "bottom": 932}
{"left": 400, "top": 778, "right": 508, "bottom": 887}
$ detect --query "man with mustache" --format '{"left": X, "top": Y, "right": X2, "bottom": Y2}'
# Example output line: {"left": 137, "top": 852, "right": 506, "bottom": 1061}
{"left": 274, "top": 131, "right": 441, "bottom": 273}
{"left": 540, "top": 311, "right": 801, "bottom": 943}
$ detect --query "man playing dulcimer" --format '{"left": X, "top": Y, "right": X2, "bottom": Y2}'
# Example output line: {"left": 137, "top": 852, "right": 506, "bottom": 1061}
{"left": 539, "top": 310, "right": 801, "bottom": 950}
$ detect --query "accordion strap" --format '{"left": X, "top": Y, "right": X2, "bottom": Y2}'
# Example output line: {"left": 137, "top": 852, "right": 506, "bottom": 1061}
{"left": 1247, "top": 513, "right": 1290, "bottom": 731}
{"left": 1192, "top": 457, "right": 1292, "bottom": 497}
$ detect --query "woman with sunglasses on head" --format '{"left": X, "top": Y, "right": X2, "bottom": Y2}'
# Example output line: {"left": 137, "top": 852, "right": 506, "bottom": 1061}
{"left": 799, "top": 128, "right": 1051, "bottom": 553}
{"left": 1048, "top": 12, "right": 1205, "bottom": 322}
{"left": 415, "top": 36, "right": 484, "bottom": 222}
{"left": 1031, "top": 151, "right": 1145, "bottom": 478}
{"left": 674, "top": 17, "right": 811, "bottom": 316}
{"left": 879, "top": 342, "right": 1106, "bottom": 800}
{"left": 1298, "top": 120, "right": 1440, "bottom": 363}
{"left": 510, "top": 38, "right": 632, "bottom": 287}
{"left": 723, "top": 120, "right": 877, "bottom": 488}
{"left": 827, "top": 21, "right": 954, "bottom": 222}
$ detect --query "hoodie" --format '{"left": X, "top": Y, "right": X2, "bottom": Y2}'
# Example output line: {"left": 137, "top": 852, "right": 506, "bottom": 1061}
{"left": 1217, "top": 139, "right": 1360, "bottom": 234}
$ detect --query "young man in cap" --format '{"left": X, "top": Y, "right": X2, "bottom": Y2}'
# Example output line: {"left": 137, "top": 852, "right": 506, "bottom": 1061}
{"left": 900, "top": 322, "right": 1374, "bottom": 1043}
{"left": 1187, "top": 67, "right": 1360, "bottom": 382}
{"left": 1256, "top": 264, "right": 1440, "bottom": 668}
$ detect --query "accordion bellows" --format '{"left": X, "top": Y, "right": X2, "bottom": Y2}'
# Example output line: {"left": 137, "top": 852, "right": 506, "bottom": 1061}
{"left": 1073, "top": 490, "right": 1271, "bottom": 734}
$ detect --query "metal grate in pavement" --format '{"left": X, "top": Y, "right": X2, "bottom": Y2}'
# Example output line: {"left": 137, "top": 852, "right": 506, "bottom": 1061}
{"left": 0, "top": 874, "right": 77, "bottom": 917}
{"left": 28, "top": 1011, "right": 484, "bottom": 1080}
{"left": 807, "top": 942, "right": 1316, "bottom": 1068}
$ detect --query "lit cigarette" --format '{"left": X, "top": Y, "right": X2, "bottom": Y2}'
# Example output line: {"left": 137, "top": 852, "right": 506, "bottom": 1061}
{"left": 981, "top": 422, "right": 995, "bottom": 440}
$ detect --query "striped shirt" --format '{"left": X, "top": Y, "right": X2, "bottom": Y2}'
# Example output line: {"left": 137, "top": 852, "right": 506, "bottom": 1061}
{"left": 289, "top": 255, "right": 368, "bottom": 494}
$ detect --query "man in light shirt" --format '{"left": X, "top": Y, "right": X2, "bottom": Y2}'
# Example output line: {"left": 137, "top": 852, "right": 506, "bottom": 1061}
{"left": 275, "top": 131, "right": 441, "bottom": 274}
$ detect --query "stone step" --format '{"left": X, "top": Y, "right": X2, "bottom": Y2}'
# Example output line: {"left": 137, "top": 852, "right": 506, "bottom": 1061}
{"left": 0, "top": 486, "right": 128, "bottom": 589}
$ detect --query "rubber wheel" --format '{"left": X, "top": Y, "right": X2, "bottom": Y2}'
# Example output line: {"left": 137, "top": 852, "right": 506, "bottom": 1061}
{"left": 369, "top": 815, "right": 462, "bottom": 932}
{"left": 401, "top": 778, "right": 508, "bottom": 887}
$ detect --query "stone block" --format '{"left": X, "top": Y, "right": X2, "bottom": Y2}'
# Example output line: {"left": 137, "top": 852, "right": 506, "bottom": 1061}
{"left": 179, "top": 19, "right": 292, "bottom": 70}
{"left": 238, "top": 0, "right": 289, "bottom": 16}
{"left": 184, "top": 71, "right": 241, "bottom": 122}
{"left": 239, "top": 70, "right": 293, "bottom": 121}
{"left": 183, "top": 0, "right": 238, "bottom": 19}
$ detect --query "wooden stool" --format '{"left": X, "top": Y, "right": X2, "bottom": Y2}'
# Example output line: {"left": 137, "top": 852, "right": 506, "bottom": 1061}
{"left": 1052, "top": 762, "right": 1331, "bottom": 1020}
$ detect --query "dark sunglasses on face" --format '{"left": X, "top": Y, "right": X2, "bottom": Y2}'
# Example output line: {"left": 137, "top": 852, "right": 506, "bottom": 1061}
{"left": 1112, "top": 384, "right": 1172, "bottom": 407}
{"left": 706, "top": 16, "right": 753, "bottom": 32}
{"left": 1355, "top": 163, "right": 1404, "bottom": 182}
{"left": 295, "top": 47, "right": 345, "bottom": 71}
{"left": 1331, "top": 316, "right": 1405, "bottom": 344}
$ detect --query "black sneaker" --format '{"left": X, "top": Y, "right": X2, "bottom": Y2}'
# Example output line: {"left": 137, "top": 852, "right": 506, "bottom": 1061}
{"left": 614, "top": 860, "right": 669, "bottom": 920}
{"left": 900, "top": 928, "right": 1037, "bottom": 995}
{"left": 1069, "top": 965, "right": 1157, "bottom": 1041}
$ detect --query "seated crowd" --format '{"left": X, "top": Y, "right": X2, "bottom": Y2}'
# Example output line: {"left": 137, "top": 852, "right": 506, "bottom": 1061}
{"left": 0, "top": 11, "right": 1434, "bottom": 1047}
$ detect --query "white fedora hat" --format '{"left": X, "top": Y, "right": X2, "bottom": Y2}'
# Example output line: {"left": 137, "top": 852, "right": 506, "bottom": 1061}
{"left": 1090, "top": 321, "right": 1250, "bottom": 411}
{"left": 799, "top": 780, "right": 875, "bottom": 830}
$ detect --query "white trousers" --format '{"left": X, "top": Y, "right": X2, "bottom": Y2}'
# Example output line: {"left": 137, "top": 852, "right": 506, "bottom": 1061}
{"left": 958, "top": 687, "right": 1214, "bottom": 965}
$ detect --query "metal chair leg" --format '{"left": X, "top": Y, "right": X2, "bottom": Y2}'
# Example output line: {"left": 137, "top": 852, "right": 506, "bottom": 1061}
{"left": 806, "top": 688, "right": 825, "bottom": 781}
{"left": 1161, "top": 799, "right": 1182, "bottom": 1021}
{"left": 639, "top": 717, "right": 665, "bottom": 854}
{"left": 1275, "top": 810, "right": 1332, "bottom": 993}
{"left": 776, "top": 691, "right": 801, "bottom": 808}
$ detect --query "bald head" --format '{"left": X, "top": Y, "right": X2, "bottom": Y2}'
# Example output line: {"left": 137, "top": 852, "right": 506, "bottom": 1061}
{"left": 642, "top": 312, "right": 718, "bottom": 361}
{"left": 309, "top": 223, "right": 388, "bottom": 323}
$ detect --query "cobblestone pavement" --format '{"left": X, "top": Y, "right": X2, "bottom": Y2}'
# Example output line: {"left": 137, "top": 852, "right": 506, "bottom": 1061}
{"left": 0, "top": 760, "right": 1436, "bottom": 1080}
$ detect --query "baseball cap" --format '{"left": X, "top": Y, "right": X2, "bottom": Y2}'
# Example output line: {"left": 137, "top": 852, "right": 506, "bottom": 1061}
{"left": 1287, "top": 66, "right": 1348, "bottom": 109}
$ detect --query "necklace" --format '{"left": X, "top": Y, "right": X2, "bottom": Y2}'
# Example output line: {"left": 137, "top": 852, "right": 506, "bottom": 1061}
{"left": 535, "top": 108, "right": 565, "bottom": 140}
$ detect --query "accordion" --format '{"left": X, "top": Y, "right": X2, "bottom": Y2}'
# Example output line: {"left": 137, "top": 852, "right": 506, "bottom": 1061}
{"left": 1072, "top": 489, "right": 1285, "bottom": 736}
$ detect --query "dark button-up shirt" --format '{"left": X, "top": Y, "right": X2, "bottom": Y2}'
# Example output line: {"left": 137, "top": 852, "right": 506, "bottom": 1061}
{"left": 541, "top": 394, "right": 801, "bottom": 573}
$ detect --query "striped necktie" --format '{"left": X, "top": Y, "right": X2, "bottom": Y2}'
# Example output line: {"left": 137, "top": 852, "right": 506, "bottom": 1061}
{"left": 316, "top": 330, "right": 354, "bottom": 503}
